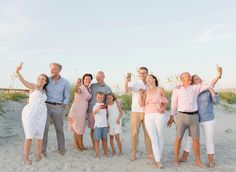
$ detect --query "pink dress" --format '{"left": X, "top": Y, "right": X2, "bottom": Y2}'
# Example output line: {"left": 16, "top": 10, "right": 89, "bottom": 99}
{"left": 68, "top": 85, "right": 92, "bottom": 135}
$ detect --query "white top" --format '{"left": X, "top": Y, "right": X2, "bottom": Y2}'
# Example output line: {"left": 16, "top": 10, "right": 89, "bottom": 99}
{"left": 108, "top": 103, "right": 120, "bottom": 125}
{"left": 22, "top": 89, "right": 47, "bottom": 139}
{"left": 128, "top": 80, "right": 147, "bottom": 112}
{"left": 93, "top": 103, "right": 108, "bottom": 128}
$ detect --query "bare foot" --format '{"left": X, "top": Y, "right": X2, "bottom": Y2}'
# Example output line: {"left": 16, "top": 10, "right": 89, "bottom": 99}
{"left": 154, "top": 162, "right": 164, "bottom": 169}
{"left": 58, "top": 150, "right": 65, "bottom": 156}
{"left": 35, "top": 154, "right": 42, "bottom": 161}
{"left": 81, "top": 146, "right": 88, "bottom": 150}
{"left": 208, "top": 162, "right": 215, "bottom": 168}
{"left": 95, "top": 155, "right": 100, "bottom": 159}
{"left": 118, "top": 152, "right": 123, "bottom": 156}
{"left": 24, "top": 158, "right": 32, "bottom": 165}
{"left": 178, "top": 157, "right": 187, "bottom": 162}
{"left": 147, "top": 153, "right": 154, "bottom": 160}
{"left": 195, "top": 161, "right": 205, "bottom": 168}
{"left": 172, "top": 161, "right": 179, "bottom": 167}
{"left": 130, "top": 154, "right": 136, "bottom": 161}
{"left": 112, "top": 151, "right": 116, "bottom": 156}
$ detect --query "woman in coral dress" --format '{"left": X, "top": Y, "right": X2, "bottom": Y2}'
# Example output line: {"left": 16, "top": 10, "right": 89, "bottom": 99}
{"left": 16, "top": 63, "right": 49, "bottom": 165}
{"left": 68, "top": 73, "right": 93, "bottom": 150}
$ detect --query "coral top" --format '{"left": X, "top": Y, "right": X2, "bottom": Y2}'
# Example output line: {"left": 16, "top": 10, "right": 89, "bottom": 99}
{"left": 144, "top": 89, "right": 168, "bottom": 114}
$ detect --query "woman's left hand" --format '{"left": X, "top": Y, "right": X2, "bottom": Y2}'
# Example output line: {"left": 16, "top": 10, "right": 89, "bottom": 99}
{"left": 116, "top": 117, "right": 120, "bottom": 124}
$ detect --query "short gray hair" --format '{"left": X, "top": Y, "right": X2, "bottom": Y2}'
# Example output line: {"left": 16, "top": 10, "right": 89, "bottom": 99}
{"left": 50, "top": 63, "right": 62, "bottom": 70}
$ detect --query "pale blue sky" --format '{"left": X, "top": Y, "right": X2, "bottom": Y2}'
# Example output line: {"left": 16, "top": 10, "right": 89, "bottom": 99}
{"left": 0, "top": 0, "right": 236, "bottom": 91}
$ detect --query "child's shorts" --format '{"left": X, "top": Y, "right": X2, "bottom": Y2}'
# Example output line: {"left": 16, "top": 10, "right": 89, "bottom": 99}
{"left": 94, "top": 127, "right": 108, "bottom": 140}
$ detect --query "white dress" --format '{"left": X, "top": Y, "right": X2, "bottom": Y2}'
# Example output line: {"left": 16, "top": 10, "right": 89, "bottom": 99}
{"left": 22, "top": 89, "right": 47, "bottom": 139}
{"left": 108, "top": 103, "right": 122, "bottom": 135}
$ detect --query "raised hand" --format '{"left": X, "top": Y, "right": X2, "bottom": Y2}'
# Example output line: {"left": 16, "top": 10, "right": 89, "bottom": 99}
{"left": 16, "top": 62, "right": 23, "bottom": 73}
{"left": 216, "top": 64, "right": 222, "bottom": 78}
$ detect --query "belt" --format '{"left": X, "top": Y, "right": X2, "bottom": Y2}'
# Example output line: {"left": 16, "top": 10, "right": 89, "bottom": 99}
{"left": 45, "top": 101, "right": 62, "bottom": 105}
{"left": 178, "top": 111, "right": 198, "bottom": 115}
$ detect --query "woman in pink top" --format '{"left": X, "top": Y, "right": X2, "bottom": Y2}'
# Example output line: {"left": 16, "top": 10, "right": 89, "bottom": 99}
{"left": 139, "top": 74, "right": 168, "bottom": 169}
{"left": 68, "top": 74, "right": 93, "bottom": 150}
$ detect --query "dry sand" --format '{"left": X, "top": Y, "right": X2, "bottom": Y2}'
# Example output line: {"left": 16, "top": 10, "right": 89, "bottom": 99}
{"left": 0, "top": 100, "right": 236, "bottom": 172}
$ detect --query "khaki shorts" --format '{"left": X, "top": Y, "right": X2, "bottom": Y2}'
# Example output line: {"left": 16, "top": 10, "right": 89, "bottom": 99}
{"left": 176, "top": 112, "right": 200, "bottom": 139}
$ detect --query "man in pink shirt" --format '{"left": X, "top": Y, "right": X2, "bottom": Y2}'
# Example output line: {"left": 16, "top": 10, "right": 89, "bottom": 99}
{"left": 167, "top": 68, "right": 221, "bottom": 168}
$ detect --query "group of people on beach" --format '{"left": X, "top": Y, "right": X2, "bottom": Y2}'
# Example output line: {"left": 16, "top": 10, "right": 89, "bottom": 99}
{"left": 16, "top": 62, "right": 222, "bottom": 169}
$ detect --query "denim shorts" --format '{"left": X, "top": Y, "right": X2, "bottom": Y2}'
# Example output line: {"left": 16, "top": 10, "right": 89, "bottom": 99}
{"left": 94, "top": 127, "right": 108, "bottom": 140}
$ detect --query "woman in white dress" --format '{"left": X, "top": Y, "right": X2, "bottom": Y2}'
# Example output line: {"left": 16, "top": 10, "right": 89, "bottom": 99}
{"left": 16, "top": 63, "right": 49, "bottom": 165}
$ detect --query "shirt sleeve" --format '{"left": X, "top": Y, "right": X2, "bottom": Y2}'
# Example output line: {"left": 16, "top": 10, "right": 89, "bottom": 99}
{"left": 63, "top": 80, "right": 71, "bottom": 105}
{"left": 194, "top": 83, "right": 213, "bottom": 95}
{"left": 128, "top": 81, "right": 139, "bottom": 92}
{"left": 212, "top": 93, "right": 220, "bottom": 104}
{"left": 170, "top": 89, "right": 178, "bottom": 116}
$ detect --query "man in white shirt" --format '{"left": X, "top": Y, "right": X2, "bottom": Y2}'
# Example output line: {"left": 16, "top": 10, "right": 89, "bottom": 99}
{"left": 125, "top": 67, "right": 153, "bottom": 161}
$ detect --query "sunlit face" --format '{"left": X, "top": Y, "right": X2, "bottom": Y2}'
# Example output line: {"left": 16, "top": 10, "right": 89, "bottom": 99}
{"left": 180, "top": 72, "right": 192, "bottom": 85}
{"left": 83, "top": 76, "right": 92, "bottom": 87}
{"left": 96, "top": 94, "right": 104, "bottom": 103}
{"left": 139, "top": 69, "right": 148, "bottom": 81}
{"left": 37, "top": 75, "right": 47, "bottom": 87}
{"left": 107, "top": 95, "right": 114, "bottom": 105}
{"left": 50, "top": 64, "right": 61, "bottom": 76}
{"left": 192, "top": 75, "right": 202, "bottom": 85}
{"left": 146, "top": 75, "right": 155, "bottom": 85}
{"left": 96, "top": 72, "right": 105, "bottom": 84}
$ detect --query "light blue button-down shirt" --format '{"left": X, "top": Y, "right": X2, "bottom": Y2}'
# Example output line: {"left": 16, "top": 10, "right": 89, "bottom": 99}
{"left": 46, "top": 76, "right": 70, "bottom": 105}
{"left": 198, "top": 90, "right": 220, "bottom": 122}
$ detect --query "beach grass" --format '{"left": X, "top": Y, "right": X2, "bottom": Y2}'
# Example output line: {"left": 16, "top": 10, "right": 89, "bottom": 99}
{"left": 0, "top": 92, "right": 28, "bottom": 102}
{"left": 219, "top": 90, "right": 236, "bottom": 104}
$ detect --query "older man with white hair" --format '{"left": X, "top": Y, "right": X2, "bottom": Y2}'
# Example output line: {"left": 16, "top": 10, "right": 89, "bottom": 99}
{"left": 167, "top": 66, "right": 222, "bottom": 168}
{"left": 88, "top": 71, "right": 112, "bottom": 148}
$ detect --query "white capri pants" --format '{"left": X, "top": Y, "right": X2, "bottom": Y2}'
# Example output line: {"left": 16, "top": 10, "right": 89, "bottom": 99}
{"left": 144, "top": 113, "right": 167, "bottom": 162}
{"left": 182, "top": 119, "right": 215, "bottom": 154}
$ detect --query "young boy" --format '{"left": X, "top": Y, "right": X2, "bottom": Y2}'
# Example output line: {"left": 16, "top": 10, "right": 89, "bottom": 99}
{"left": 92, "top": 92, "right": 108, "bottom": 158}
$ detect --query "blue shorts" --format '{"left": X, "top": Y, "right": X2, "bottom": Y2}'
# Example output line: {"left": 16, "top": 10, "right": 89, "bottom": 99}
{"left": 94, "top": 127, "right": 108, "bottom": 140}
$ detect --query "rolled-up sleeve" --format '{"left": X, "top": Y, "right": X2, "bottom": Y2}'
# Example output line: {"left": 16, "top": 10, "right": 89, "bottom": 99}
{"left": 170, "top": 89, "right": 178, "bottom": 116}
{"left": 128, "top": 81, "right": 138, "bottom": 92}
{"left": 63, "top": 81, "right": 71, "bottom": 105}
{"left": 212, "top": 93, "right": 220, "bottom": 104}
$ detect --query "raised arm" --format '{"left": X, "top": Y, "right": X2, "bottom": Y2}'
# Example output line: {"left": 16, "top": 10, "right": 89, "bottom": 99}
{"left": 16, "top": 64, "right": 37, "bottom": 90}
{"left": 74, "top": 80, "right": 82, "bottom": 94}
{"left": 211, "top": 65, "right": 222, "bottom": 86}
{"left": 208, "top": 88, "right": 220, "bottom": 104}
{"left": 124, "top": 77, "right": 132, "bottom": 93}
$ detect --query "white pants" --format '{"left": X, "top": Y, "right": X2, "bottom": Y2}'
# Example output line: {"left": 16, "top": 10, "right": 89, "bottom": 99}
{"left": 144, "top": 113, "right": 167, "bottom": 162}
{"left": 182, "top": 119, "right": 215, "bottom": 154}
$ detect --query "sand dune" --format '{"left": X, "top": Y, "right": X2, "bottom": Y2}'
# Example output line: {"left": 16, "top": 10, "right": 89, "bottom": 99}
{"left": 0, "top": 101, "right": 236, "bottom": 172}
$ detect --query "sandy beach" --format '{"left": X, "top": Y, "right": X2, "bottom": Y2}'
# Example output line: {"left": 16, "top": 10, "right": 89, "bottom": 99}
{"left": 0, "top": 100, "right": 236, "bottom": 172}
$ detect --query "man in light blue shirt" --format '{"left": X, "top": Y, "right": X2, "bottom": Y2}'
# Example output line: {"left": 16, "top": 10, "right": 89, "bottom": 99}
{"left": 42, "top": 63, "right": 70, "bottom": 156}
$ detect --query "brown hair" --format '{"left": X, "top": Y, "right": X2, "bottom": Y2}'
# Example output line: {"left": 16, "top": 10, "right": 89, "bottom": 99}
{"left": 106, "top": 92, "right": 117, "bottom": 101}
{"left": 82, "top": 73, "right": 93, "bottom": 84}
{"left": 139, "top": 66, "right": 149, "bottom": 73}
{"left": 40, "top": 74, "right": 49, "bottom": 90}
{"left": 149, "top": 74, "right": 159, "bottom": 87}
{"left": 96, "top": 91, "right": 104, "bottom": 96}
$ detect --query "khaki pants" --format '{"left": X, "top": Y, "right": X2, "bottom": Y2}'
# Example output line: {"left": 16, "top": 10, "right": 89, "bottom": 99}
{"left": 130, "top": 112, "right": 152, "bottom": 155}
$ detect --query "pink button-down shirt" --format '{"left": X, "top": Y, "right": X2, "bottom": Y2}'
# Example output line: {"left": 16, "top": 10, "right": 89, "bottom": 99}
{"left": 170, "top": 83, "right": 212, "bottom": 116}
